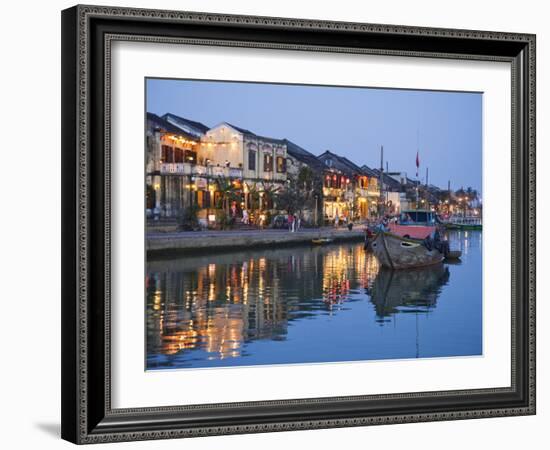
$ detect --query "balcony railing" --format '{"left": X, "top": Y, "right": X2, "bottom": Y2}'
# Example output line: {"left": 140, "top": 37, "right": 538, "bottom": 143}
{"left": 356, "top": 187, "right": 380, "bottom": 198}
{"left": 160, "top": 163, "right": 243, "bottom": 179}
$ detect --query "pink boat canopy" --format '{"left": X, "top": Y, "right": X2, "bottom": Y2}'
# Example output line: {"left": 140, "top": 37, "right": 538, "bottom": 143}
{"left": 388, "top": 223, "right": 436, "bottom": 240}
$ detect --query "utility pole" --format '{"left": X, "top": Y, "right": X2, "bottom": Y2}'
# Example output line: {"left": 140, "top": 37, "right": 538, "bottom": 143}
{"left": 380, "top": 145, "right": 384, "bottom": 216}
{"left": 425, "top": 167, "right": 429, "bottom": 210}
{"left": 386, "top": 161, "right": 389, "bottom": 207}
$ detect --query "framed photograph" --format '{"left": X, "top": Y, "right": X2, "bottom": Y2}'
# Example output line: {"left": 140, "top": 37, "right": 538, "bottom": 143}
{"left": 61, "top": 5, "right": 536, "bottom": 444}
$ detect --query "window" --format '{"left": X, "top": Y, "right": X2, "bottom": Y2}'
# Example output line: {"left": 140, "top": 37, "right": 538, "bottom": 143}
{"left": 174, "top": 147, "right": 184, "bottom": 163}
{"left": 161, "top": 145, "right": 173, "bottom": 162}
{"left": 248, "top": 150, "right": 256, "bottom": 171}
{"left": 184, "top": 150, "right": 197, "bottom": 164}
{"left": 264, "top": 154, "right": 273, "bottom": 172}
{"left": 276, "top": 157, "right": 286, "bottom": 173}
{"left": 203, "top": 190, "right": 211, "bottom": 208}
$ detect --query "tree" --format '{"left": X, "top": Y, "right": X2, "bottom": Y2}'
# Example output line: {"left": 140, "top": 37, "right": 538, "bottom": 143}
{"left": 216, "top": 176, "right": 241, "bottom": 214}
{"left": 276, "top": 167, "right": 322, "bottom": 220}
{"left": 276, "top": 180, "right": 302, "bottom": 214}
{"left": 244, "top": 182, "right": 260, "bottom": 211}
{"left": 177, "top": 204, "right": 200, "bottom": 231}
{"left": 259, "top": 183, "right": 281, "bottom": 211}
{"left": 296, "top": 166, "right": 323, "bottom": 225}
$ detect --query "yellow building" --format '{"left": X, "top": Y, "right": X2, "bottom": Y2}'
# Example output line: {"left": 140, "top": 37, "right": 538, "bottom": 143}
{"left": 199, "top": 123, "right": 289, "bottom": 214}
{"left": 318, "top": 151, "right": 380, "bottom": 221}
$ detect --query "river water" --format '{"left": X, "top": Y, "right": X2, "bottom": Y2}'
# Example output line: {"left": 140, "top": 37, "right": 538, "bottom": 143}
{"left": 146, "top": 230, "right": 482, "bottom": 370}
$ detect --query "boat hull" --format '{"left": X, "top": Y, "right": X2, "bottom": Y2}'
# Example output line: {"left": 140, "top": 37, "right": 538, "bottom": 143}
{"left": 442, "top": 221, "right": 482, "bottom": 231}
{"left": 372, "top": 232, "right": 445, "bottom": 269}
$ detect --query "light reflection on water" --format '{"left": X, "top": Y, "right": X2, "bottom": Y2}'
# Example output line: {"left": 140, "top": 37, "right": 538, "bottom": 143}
{"left": 146, "top": 230, "right": 482, "bottom": 369}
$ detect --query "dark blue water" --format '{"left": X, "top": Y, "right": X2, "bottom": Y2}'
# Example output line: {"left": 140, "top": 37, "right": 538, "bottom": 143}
{"left": 146, "top": 230, "right": 482, "bottom": 370}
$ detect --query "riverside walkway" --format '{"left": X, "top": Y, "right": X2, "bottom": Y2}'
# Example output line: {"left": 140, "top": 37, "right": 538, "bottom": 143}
{"left": 147, "top": 226, "right": 366, "bottom": 255}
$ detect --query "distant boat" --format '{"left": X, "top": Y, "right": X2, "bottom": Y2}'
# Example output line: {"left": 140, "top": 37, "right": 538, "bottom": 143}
{"left": 371, "top": 230, "right": 446, "bottom": 270}
{"left": 439, "top": 215, "right": 482, "bottom": 231}
{"left": 311, "top": 238, "right": 333, "bottom": 245}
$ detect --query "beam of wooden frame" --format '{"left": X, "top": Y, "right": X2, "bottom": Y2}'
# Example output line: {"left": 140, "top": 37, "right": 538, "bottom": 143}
{"left": 61, "top": 4, "right": 535, "bottom": 444}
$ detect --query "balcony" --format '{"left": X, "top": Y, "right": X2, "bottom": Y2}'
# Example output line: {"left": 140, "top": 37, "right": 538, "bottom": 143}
{"left": 160, "top": 163, "right": 243, "bottom": 179}
{"left": 356, "top": 187, "right": 380, "bottom": 198}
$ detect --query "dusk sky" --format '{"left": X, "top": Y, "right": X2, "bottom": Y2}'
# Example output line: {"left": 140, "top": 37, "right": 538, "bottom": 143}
{"left": 146, "top": 78, "right": 482, "bottom": 192}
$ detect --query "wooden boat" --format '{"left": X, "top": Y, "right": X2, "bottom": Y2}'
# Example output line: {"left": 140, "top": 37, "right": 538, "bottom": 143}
{"left": 311, "top": 238, "right": 333, "bottom": 245}
{"left": 439, "top": 215, "right": 482, "bottom": 231}
{"left": 371, "top": 231, "right": 445, "bottom": 269}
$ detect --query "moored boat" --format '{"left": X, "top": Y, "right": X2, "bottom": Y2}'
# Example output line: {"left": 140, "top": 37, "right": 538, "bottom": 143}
{"left": 311, "top": 238, "right": 333, "bottom": 245}
{"left": 371, "top": 231, "right": 446, "bottom": 269}
{"left": 439, "top": 215, "right": 482, "bottom": 231}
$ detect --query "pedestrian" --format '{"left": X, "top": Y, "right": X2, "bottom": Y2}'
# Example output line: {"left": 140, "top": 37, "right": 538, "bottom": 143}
{"left": 296, "top": 215, "right": 301, "bottom": 231}
{"left": 242, "top": 209, "right": 249, "bottom": 225}
{"left": 288, "top": 212, "right": 294, "bottom": 232}
{"left": 334, "top": 215, "right": 339, "bottom": 228}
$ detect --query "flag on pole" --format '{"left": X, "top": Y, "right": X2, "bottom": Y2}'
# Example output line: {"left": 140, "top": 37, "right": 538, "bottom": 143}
{"left": 416, "top": 151, "right": 420, "bottom": 177}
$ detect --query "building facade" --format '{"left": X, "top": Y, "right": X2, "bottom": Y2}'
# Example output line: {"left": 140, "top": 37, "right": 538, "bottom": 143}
{"left": 146, "top": 114, "right": 291, "bottom": 225}
{"left": 147, "top": 113, "right": 387, "bottom": 228}
{"left": 201, "top": 123, "right": 288, "bottom": 214}
{"left": 146, "top": 113, "right": 208, "bottom": 218}
{"left": 318, "top": 151, "right": 380, "bottom": 222}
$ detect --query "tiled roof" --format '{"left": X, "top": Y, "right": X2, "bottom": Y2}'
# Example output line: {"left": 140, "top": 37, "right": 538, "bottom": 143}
{"left": 161, "top": 112, "right": 210, "bottom": 135}
{"left": 360, "top": 165, "right": 379, "bottom": 177}
{"left": 318, "top": 150, "right": 372, "bottom": 177}
{"left": 224, "top": 122, "right": 256, "bottom": 136}
{"left": 283, "top": 139, "right": 326, "bottom": 171}
{"left": 223, "top": 122, "right": 286, "bottom": 145}
{"left": 147, "top": 112, "right": 198, "bottom": 139}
